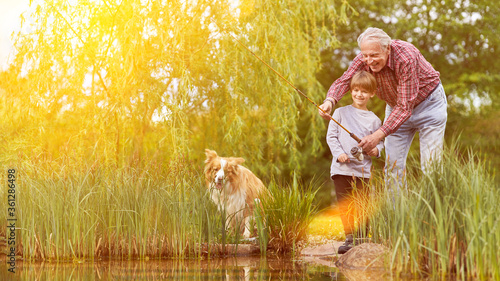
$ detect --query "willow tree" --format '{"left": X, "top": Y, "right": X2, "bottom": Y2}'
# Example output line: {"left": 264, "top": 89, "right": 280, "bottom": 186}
{"left": 2, "top": 0, "right": 353, "bottom": 177}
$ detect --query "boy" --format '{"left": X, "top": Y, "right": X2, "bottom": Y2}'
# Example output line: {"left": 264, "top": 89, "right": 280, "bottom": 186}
{"left": 326, "top": 70, "right": 384, "bottom": 254}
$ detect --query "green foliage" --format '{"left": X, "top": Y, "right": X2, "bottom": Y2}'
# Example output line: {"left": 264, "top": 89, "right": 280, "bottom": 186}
{"left": 0, "top": 0, "right": 353, "bottom": 180}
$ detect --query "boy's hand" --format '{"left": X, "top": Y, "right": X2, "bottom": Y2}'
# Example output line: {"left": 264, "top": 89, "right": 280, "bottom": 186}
{"left": 337, "top": 153, "right": 350, "bottom": 163}
{"left": 367, "top": 147, "right": 379, "bottom": 157}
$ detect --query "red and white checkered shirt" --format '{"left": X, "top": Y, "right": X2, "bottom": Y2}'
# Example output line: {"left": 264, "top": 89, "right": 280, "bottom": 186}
{"left": 325, "top": 40, "right": 440, "bottom": 136}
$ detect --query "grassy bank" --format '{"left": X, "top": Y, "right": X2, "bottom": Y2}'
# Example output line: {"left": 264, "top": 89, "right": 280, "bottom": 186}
{"left": 369, "top": 144, "right": 499, "bottom": 279}
{"left": 2, "top": 142, "right": 498, "bottom": 280}
{"left": 2, "top": 158, "right": 218, "bottom": 261}
{"left": 0, "top": 158, "right": 319, "bottom": 261}
{"left": 254, "top": 176, "right": 319, "bottom": 254}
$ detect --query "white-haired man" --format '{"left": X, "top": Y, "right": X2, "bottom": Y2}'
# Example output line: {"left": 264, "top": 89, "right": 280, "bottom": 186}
{"left": 319, "top": 27, "right": 447, "bottom": 190}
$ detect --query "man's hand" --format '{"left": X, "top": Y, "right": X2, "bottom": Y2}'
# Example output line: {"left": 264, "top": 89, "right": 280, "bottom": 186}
{"left": 359, "top": 129, "right": 386, "bottom": 152}
{"left": 337, "top": 153, "right": 350, "bottom": 163}
{"left": 318, "top": 100, "right": 334, "bottom": 120}
{"left": 367, "top": 147, "right": 379, "bottom": 157}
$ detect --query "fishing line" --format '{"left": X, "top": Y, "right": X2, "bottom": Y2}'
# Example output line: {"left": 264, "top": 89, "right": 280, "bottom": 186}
{"left": 213, "top": 21, "right": 362, "bottom": 144}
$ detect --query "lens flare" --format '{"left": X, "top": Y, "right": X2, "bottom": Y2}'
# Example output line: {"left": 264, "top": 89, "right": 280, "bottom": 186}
{"left": 307, "top": 207, "right": 344, "bottom": 241}
{"left": 308, "top": 193, "right": 377, "bottom": 241}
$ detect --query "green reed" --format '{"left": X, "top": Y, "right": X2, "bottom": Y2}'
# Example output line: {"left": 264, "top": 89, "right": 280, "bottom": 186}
{"left": 368, "top": 143, "right": 499, "bottom": 279}
{"left": 0, "top": 156, "right": 226, "bottom": 261}
{"left": 0, "top": 155, "right": 324, "bottom": 261}
{"left": 255, "top": 175, "right": 320, "bottom": 254}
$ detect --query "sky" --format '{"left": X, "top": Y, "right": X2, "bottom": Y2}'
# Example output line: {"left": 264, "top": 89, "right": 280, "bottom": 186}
{"left": 0, "top": 0, "right": 30, "bottom": 70}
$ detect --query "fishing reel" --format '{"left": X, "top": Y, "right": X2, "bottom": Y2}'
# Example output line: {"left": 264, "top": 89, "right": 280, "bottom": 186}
{"left": 350, "top": 146, "right": 364, "bottom": 161}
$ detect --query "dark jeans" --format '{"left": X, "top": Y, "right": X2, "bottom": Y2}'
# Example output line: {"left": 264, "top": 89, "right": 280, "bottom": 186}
{"left": 332, "top": 175, "right": 370, "bottom": 238}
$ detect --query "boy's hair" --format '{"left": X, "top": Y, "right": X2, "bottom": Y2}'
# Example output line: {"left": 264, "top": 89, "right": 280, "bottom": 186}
{"left": 350, "top": 71, "right": 377, "bottom": 93}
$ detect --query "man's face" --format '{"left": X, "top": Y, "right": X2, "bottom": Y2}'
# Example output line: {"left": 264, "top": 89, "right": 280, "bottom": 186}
{"left": 360, "top": 40, "right": 390, "bottom": 73}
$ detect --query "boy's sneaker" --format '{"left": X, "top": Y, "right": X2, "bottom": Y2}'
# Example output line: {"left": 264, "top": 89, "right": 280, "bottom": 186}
{"left": 337, "top": 234, "right": 354, "bottom": 254}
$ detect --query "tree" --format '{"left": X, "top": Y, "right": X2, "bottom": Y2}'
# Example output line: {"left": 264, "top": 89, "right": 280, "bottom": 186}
{"left": 1, "top": 0, "right": 354, "bottom": 178}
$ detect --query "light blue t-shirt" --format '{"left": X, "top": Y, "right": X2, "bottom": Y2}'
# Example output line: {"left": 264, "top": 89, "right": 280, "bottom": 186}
{"left": 326, "top": 105, "right": 384, "bottom": 179}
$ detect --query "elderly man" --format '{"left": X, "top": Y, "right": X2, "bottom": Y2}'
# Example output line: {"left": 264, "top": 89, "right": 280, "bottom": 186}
{"left": 319, "top": 27, "right": 447, "bottom": 189}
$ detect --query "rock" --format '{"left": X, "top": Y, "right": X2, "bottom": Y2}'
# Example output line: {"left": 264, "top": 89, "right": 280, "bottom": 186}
{"left": 301, "top": 241, "right": 392, "bottom": 280}
{"left": 335, "top": 243, "right": 389, "bottom": 270}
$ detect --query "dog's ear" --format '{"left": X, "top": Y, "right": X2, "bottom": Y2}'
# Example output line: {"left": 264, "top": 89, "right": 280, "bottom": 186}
{"left": 228, "top": 157, "right": 245, "bottom": 166}
{"left": 205, "top": 149, "right": 218, "bottom": 163}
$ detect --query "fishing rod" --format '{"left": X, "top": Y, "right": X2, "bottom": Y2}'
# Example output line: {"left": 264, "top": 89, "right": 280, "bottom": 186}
{"left": 217, "top": 23, "right": 362, "bottom": 144}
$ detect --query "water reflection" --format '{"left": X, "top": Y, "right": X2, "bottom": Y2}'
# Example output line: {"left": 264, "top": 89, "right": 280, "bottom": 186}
{"left": 1, "top": 256, "right": 349, "bottom": 281}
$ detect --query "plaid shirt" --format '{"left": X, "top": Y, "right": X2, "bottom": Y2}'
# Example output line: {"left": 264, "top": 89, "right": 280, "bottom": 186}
{"left": 325, "top": 40, "right": 440, "bottom": 136}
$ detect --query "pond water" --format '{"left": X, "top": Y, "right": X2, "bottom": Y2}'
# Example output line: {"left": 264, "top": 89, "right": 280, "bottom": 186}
{"left": 0, "top": 255, "right": 394, "bottom": 281}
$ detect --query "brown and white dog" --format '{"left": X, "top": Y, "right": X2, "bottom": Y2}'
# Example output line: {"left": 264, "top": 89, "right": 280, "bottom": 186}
{"left": 204, "top": 149, "right": 267, "bottom": 238}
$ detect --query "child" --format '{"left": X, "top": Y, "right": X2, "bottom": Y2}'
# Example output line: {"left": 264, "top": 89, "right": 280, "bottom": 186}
{"left": 326, "top": 70, "right": 384, "bottom": 254}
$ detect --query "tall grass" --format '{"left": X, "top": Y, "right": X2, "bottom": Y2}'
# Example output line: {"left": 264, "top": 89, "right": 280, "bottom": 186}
{"left": 0, "top": 156, "right": 323, "bottom": 261}
{"left": 369, "top": 143, "right": 499, "bottom": 279}
{"left": 255, "top": 175, "right": 319, "bottom": 254}
{"left": 0, "top": 156, "right": 226, "bottom": 261}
